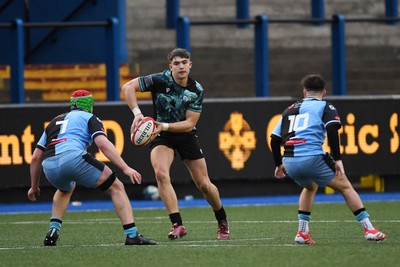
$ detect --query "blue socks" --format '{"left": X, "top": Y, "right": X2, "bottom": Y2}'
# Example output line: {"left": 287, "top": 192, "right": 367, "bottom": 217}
{"left": 124, "top": 227, "right": 138, "bottom": 238}
{"left": 49, "top": 216, "right": 62, "bottom": 234}
{"left": 354, "top": 210, "right": 369, "bottom": 221}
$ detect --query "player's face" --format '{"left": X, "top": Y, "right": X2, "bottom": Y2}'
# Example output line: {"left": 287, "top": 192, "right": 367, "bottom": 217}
{"left": 169, "top": 56, "right": 192, "bottom": 81}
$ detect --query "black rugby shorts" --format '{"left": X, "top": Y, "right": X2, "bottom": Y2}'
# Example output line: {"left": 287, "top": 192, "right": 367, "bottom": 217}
{"left": 150, "top": 132, "right": 204, "bottom": 160}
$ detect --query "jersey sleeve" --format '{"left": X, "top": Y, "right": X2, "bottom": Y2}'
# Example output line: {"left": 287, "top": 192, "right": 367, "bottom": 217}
{"left": 323, "top": 102, "right": 341, "bottom": 129}
{"left": 327, "top": 124, "right": 342, "bottom": 160}
{"left": 138, "top": 72, "right": 164, "bottom": 92}
{"left": 36, "top": 131, "right": 47, "bottom": 150}
{"left": 88, "top": 115, "right": 106, "bottom": 140}
{"left": 187, "top": 81, "right": 204, "bottom": 113}
{"left": 271, "top": 117, "right": 283, "bottom": 137}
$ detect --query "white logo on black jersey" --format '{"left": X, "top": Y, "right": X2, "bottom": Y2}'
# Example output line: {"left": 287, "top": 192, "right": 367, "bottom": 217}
{"left": 166, "top": 87, "right": 171, "bottom": 93}
{"left": 144, "top": 76, "right": 154, "bottom": 87}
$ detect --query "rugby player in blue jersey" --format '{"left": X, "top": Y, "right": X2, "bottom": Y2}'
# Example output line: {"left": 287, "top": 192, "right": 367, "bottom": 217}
{"left": 122, "top": 48, "right": 229, "bottom": 240}
{"left": 270, "top": 74, "right": 387, "bottom": 244}
{"left": 28, "top": 90, "right": 157, "bottom": 246}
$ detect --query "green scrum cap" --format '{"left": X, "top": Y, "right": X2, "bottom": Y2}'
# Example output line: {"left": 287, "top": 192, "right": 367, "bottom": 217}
{"left": 70, "top": 90, "right": 93, "bottom": 113}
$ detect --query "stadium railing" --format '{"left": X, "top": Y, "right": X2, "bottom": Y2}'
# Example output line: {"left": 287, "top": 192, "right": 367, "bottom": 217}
{"left": 166, "top": 0, "right": 250, "bottom": 29}
{"left": 166, "top": 0, "right": 399, "bottom": 29}
{"left": 0, "top": 18, "right": 121, "bottom": 104}
{"left": 176, "top": 15, "right": 400, "bottom": 97}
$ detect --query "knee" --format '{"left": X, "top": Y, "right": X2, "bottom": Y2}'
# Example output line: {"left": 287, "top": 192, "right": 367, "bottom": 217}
{"left": 106, "top": 178, "right": 125, "bottom": 194}
{"left": 54, "top": 189, "right": 73, "bottom": 201}
{"left": 113, "top": 178, "right": 125, "bottom": 190}
{"left": 154, "top": 168, "right": 170, "bottom": 184}
{"left": 336, "top": 184, "right": 353, "bottom": 195}
{"left": 196, "top": 180, "right": 212, "bottom": 194}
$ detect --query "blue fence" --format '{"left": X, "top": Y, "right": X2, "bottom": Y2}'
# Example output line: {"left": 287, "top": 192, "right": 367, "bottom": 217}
{"left": 386, "top": 0, "right": 399, "bottom": 24}
{"left": 167, "top": 0, "right": 399, "bottom": 28}
{"left": 167, "top": 0, "right": 250, "bottom": 29}
{"left": 0, "top": 19, "right": 122, "bottom": 103}
{"left": 2, "top": 1, "right": 399, "bottom": 102}
{"left": 176, "top": 15, "right": 269, "bottom": 96}
{"left": 176, "top": 15, "right": 400, "bottom": 97}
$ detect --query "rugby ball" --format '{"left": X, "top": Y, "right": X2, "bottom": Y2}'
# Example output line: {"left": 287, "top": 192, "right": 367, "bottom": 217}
{"left": 143, "top": 185, "right": 160, "bottom": 200}
{"left": 131, "top": 117, "right": 156, "bottom": 146}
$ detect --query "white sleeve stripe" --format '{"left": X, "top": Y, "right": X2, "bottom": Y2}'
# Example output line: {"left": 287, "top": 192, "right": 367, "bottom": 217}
{"left": 325, "top": 120, "right": 341, "bottom": 127}
{"left": 91, "top": 131, "right": 106, "bottom": 139}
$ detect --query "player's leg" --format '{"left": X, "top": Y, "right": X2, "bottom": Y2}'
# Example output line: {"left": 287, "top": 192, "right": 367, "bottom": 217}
{"left": 294, "top": 182, "right": 318, "bottom": 245}
{"left": 95, "top": 167, "right": 133, "bottom": 224}
{"left": 151, "top": 145, "right": 177, "bottom": 213}
{"left": 42, "top": 155, "right": 77, "bottom": 246}
{"left": 328, "top": 173, "right": 364, "bottom": 210}
{"left": 43, "top": 188, "right": 74, "bottom": 246}
{"left": 283, "top": 156, "right": 325, "bottom": 244}
{"left": 51, "top": 188, "right": 74, "bottom": 219}
{"left": 94, "top": 162, "right": 157, "bottom": 245}
{"left": 327, "top": 174, "right": 387, "bottom": 241}
{"left": 185, "top": 158, "right": 222, "bottom": 209}
{"left": 185, "top": 158, "right": 229, "bottom": 239}
{"left": 150, "top": 145, "right": 185, "bottom": 239}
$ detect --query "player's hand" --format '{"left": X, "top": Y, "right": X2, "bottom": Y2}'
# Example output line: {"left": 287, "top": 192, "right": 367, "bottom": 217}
{"left": 152, "top": 121, "right": 163, "bottom": 135}
{"left": 131, "top": 113, "right": 145, "bottom": 133}
{"left": 142, "top": 121, "right": 162, "bottom": 143}
{"left": 274, "top": 164, "right": 287, "bottom": 179}
{"left": 27, "top": 187, "right": 40, "bottom": 202}
{"left": 124, "top": 168, "right": 142, "bottom": 184}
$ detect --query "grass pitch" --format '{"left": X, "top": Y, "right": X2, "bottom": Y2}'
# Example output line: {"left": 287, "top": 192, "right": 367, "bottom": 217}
{"left": 1, "top": 201, "right": 399, "bottom": 267}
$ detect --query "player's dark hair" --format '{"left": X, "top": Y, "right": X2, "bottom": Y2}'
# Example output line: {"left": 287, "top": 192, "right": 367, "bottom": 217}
{"left": 301, "top": 74, "right": 326, "bottom": 91}
{"left": 168, "top": 48, "right": 191, "bottom": 62}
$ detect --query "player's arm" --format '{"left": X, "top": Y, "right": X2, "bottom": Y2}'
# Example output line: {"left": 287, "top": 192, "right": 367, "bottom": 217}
{"left": 270, "top": 134, "right": 286, "bottom": 179}
{"left": 94, "top": 134, "right": 142, "bottom": 184}
{"left": 28, "top": 147, "right": 44, "bottom": 201}
{"left": 154, "top": 109, "right": 200, "bottom": 134}
{"left": 121, "top": 77, "right": 140, "bottom": 111}
{"left": 270, "top": 134, "right": 283, "bottom": 166}
{"left": 326, "top": 123, "right": 345, "bottom": 175}
{"left": 89, "top": 115, "right": 142, "bottom": 183}
{"left": 121, "top": 78, "right": 144, "bottom": 132}
{"left": 94, "top": 135, "right": 130, "bottom": 171}
{"left": 326, "top": 123, "right": 341, "bottom": 161}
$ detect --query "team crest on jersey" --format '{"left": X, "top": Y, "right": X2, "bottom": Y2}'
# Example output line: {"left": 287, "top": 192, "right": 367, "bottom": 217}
{"left": 166, "top": 87, "right": 171, "bottom": 93}
{"left": 329, "top": 104, "right": 336, "bottom": 110}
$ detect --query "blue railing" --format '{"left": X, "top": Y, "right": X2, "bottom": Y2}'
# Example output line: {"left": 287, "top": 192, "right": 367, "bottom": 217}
{"left": 176, "top": 15, "right": 269, "bottom": 96}
{"left": 386, "top": 0, "right": 399, "bottom": 24}
{"left": 0, "top": 19, "right": 121, "bottom": 103}
{"left": 311, "top": 0, "right": 325, "bottom": 26}
{"left": 167, "top": 0, "right": 399, "bottom": 28}
{"left": 176, "top": 15, "right": 400, "bottom": 97}
{"left": 167, "top": 0, "right": 250, "bottom": 29}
